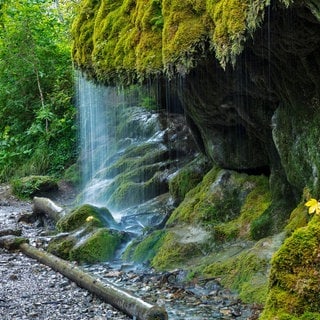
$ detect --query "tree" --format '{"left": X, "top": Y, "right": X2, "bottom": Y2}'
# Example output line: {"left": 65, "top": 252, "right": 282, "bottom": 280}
{"left": 0, "top": 0, "right": 77, "bottom": 180}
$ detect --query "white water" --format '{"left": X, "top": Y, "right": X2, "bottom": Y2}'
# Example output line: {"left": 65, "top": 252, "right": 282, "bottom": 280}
{"left": 76, "top": 74, "right": 124, "bottom": 207}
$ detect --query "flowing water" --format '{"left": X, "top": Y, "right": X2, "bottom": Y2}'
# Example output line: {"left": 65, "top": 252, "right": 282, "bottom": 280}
{"left": 76, "top": 73, "right": 196, "bottom": 228}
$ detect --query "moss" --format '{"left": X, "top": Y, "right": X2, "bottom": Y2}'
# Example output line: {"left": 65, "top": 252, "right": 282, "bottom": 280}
{"left": 285, "top": 202, "right": 309, "bottom": 235}
{"left": 72, "top": 0, "right": 284, "bottom": 82}
{"left": 168, "top": 168, "right": 271, "bottom": 239}
{"left": 70, "top": 228, "right": 123, "bottom": 263}
{"left": 11, "top": 175, "right": 58, "bottom": 199}
{"left": 169, "top": 156, "right": 210, "bottom": 203}
{"left": 63, "top": 163, "right": 81, "bottom": 187}
{"left": 260, "top": 215, "right": 320, "bottom": 318}
{"left": 167, "top": 166, "right": 221, "bottom": 225}
{"left": 47, "top": 236, "right": 76, "bottom": 260}
{"left": 107, "top": 171, "right": 168, "bottom": 210}
{"left": 122, "top": 230, "right": 165, "bottom": 263}
{"left": 250, "top": 198, "right": 294, "bottom": 240}
{"left": 203, "top": 250, "right": 269, "bottom": 304}
{"left": 57, "top": 204, "right": 117, "bottom": 232}
{"left": 151, "top": 231, "right": 204, "bottom": 270}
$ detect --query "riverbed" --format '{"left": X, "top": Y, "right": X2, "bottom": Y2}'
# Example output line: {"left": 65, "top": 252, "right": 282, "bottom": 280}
{"left": 0, "top": 184, "right": 262, "bottom": 319}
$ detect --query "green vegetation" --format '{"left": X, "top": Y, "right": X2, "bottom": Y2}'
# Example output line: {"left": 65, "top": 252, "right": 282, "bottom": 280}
{"left": 260, "top": 215, "right": 320, "bottom": 319}
{"left": 57, "top": 204, "right": 117, "bottom": 232}
{"left": 0, "top": 0, "right": 77, "bottom": 181}
{"left": 49, "top": 204, "right": 124, "bottom": 264}
{"left": 169, "top": 155, "right": 210, "bottom": 203}
{"left": 71, "top": 0, "right": 298, "bottom": 83}
{"left": 11, "top": 175, "right": 58, "bottom": 199}
{"left": 70, "top": 228, "right": 123, "bottom": 263}
{"left": 48, "top": 228, "right": 124, "bottom": 263}
{"left": 122, "top": 230, "right": 166, "bottom": 263}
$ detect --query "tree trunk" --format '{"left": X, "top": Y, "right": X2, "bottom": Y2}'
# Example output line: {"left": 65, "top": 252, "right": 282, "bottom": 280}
{"left": 19, "top": 243, "right": 168, "bottom": 320}
{"left": 32, "top": 197, "right": 65, "bottom": 222}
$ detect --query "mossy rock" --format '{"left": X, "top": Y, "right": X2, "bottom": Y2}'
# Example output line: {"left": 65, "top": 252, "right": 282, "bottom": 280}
{"left": 47, "top": 235, "right": 77, "bottom": 260}
{"left": 122, "top": 230, "right": 166, "bottom": 263}
{"left": 57, "top": 204, "right": 118, "bottom": 232}
{"left": 167, "top": 168, "right": 272, "bottom": 239}
{"left": 107, "top": 172, "right": 168, "bottom": 210}
{"left": 70, "top": 228, "right": 124, "bottom": 264}
{"left": 250, "top": 199, "right": 295, "bottom": 240}
{"left": 11, "top": 175, "right": 58, "bottom": 199}
{"left": 260, "top": 215, "right": 320, "bottom": 319}
{"left": 63, "top": 163, "right": 81, "bottom": 187}
{"left": 169, "top": 155, "right": 211, "bottom": 203}
{"left": 201, "top": 233, "right": 285, "bottom": 304}
{"left": 151, "top": 227, "right": 210, "bottom": 270}
{"left": 71, "top": 0, "right": 279, "bottom": 82}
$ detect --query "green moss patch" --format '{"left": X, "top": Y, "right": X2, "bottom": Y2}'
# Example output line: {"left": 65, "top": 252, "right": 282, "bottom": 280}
{"left": 122, "top": 230, "right": 166, "bottom": 263}
{"left": 57, "top": 204, "right": 117, "bottom": 232}
{"left": 169, "top": 155, "right": 210, "bottom": 203}
{"left": 70, "top": 228, "right": 124, "bottom": 264}
{"left": 72, "top": 0, "right": 294, "bottom": 82}
{"left": 47, "top": 236, "right": 77, "bottom": 260}
{"left": 168, "top": 168, "right": 271, "bottom": 241}
{"left": 260, "top": 215, "right": 320, "bottom": 318}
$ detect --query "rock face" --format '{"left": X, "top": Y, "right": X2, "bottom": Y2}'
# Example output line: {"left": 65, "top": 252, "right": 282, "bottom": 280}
{"left": 72, "top": 0, "right": 320, "bottom": 202}
{"left": 71, "top": 0, "right": 320, "bottom": 317}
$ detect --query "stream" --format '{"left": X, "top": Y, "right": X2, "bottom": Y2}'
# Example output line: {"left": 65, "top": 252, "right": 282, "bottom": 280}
{"left": 0, "top": 184, "right": 262, "bottom": 319}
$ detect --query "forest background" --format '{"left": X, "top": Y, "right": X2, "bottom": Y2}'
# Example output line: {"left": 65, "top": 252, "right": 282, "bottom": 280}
{"left": 0, "top": 0, "right": 77, "bottom": 182}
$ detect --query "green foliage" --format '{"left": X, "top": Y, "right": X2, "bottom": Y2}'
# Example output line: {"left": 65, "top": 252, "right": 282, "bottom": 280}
{"left": 11, "top": 175, "right": 58, "bottom": 199}
{"left": 0, "top": 0, "right": 77, "bottom": 181}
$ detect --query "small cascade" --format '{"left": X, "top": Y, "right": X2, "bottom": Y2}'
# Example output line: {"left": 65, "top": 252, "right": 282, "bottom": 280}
{"left": 76, "top": 73, "right": 198, "bottom": 232}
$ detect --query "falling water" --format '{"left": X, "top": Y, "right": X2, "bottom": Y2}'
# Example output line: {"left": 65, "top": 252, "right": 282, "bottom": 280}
{"left": 77, "top": 73, "right": 122, "bottom": 207}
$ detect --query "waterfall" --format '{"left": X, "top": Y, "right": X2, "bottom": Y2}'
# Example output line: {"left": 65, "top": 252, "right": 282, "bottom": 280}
{"left": 76, "top": 73, "right": 198, "bottom": 230}
{"left": 77, "top": 74, "right": 122, "bottom": 207}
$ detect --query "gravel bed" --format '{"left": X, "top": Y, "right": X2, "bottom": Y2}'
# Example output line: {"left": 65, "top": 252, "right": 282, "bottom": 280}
{"left": 0, "top": 184, "right": 262, "bottom": 319}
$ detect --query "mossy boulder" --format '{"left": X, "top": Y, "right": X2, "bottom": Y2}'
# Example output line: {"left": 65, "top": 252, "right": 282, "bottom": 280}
{"left": 48, "top": 228, "right": 125, "bottom": 263}
{"left": 167, "top": 168, "right": 272, "bottom": 237}
{"left": 260, "top": 215, "right": 320, "bottom": 319}
{"left": 57, "top": 204, "right": 118, "bottom": 232}
{"left": 70, "top": 228, "right": 124, "bottom": 264}
{"left": 47, "top": 235, "right": 77, "bottom": 260}
{"left": 49, "top": 204, "right": 126, "bottom": 264}
{"left": 11, "top": 175, "right": 58, "bottom": 199}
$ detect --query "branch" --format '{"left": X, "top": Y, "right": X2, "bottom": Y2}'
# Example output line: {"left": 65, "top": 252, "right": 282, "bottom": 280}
{"left": 19, "top": 243, "right": 168, "bottom": 320}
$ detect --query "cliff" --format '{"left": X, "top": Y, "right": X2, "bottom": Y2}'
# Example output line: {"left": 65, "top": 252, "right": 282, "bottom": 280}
{"left": 72, "top": 0, "right": 320, "bottom": 318}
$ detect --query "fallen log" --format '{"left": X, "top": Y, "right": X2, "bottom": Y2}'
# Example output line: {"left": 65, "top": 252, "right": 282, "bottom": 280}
{"left": 20, "top": 243, "right": 168, "bottom": 320}
{"left": 32, "top": 197, "right": 65, "bottom": 222}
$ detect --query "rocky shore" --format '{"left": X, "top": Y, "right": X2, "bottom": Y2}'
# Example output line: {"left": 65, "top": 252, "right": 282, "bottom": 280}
{"left": 0, "top": 184, "right": 262, "bottom": 319}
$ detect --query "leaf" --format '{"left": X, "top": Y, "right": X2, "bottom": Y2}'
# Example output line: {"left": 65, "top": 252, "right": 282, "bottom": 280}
{"left": 305, "top": 198, "right": 320, "bottom": 215}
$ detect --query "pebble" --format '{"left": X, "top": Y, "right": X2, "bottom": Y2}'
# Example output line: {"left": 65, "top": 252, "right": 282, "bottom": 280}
{"left": 0, "top": 184, "right": 262, "bottom": 319}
